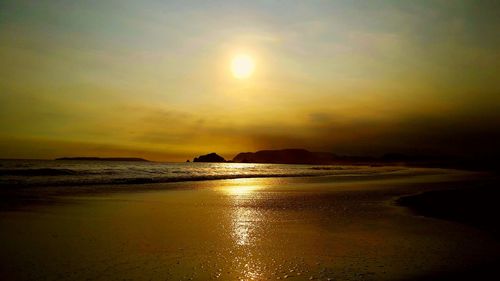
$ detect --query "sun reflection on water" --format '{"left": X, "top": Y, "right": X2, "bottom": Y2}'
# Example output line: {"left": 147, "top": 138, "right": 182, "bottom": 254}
{"left": 222, "top": 182, "right": 265, "bottom": 280}
{"left": 224, "top": 184, "right": 263, "bottom": 246}
{"left": 225, "top": 185, "right": 262, "bottom": 196}
{"left": 233, "top": 207, "right": 255, "bottom": 246}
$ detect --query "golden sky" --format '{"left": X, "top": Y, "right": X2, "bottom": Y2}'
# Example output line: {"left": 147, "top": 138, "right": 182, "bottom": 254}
{"left": 1, "top": 0, "right": 499, "bottom": 161}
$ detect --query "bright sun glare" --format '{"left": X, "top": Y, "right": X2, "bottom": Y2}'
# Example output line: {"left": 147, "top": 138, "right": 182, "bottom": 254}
{"left": 231, "top": 54, "right": 255, "bottom": 79}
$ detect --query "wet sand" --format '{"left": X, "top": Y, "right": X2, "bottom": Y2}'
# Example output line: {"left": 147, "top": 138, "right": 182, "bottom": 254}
{"left": 1, "top": 168, "right": 499, "bottom": 280}
{"left": 397, "top": 178, "right": 500, "bottom": 238}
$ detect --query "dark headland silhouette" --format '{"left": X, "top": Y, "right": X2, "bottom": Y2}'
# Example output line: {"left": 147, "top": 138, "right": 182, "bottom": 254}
{"left": 232, "top": 148, "right": 463, "bottom": 165}
{"left": 233, "top": 149, "right": 340, "bottom": 164}
{"left": 192, "top": 148, "right": 494, "bottom": 170}
{"left": 191, "top": 149, "right": 377, "bottom": 164}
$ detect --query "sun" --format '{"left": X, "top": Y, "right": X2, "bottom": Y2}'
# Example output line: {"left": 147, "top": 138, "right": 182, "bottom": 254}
{"left": 231, "top": 54, "right": 255, "bottom": 79}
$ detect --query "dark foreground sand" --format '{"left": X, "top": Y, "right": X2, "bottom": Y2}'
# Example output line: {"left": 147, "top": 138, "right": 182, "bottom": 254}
{"left": 1, "top": 168, "right": 499, "bottom": 281}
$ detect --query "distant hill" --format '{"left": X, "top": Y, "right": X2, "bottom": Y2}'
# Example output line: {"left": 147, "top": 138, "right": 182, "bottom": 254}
{"left": 230, "top": 148, "right": 481, "bottom": 168}
{"left": 231, "top": 149, "right": 428, "bottom": 165}
{"left": 233, "top": 149, "right": 329, "bottom": 164}
{"left": 55, "top": 157, "right": 149, "bottom": 162}
{"left": 232, "top": 149, "right": 355, "bottom": 164}
{"left": 193, "top": 153, "right": 226, "bottom": 163}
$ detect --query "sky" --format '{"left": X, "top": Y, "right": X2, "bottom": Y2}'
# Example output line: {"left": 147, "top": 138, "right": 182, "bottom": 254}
{"left": 0, "top": 0, "right": 499, "bottom": 161}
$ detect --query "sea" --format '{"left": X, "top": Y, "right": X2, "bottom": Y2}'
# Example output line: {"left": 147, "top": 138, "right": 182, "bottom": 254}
{"left": 0, "top": 159, "right": 401, "bottom": 187}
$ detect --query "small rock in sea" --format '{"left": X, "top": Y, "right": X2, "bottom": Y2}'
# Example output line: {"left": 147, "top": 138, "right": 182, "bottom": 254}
{"left": 192, "top": 152, "right": 226, "bottom": 163}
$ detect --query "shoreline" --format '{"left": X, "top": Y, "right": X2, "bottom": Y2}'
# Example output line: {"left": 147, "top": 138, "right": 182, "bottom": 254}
{"left": 0, "top": 166, "right": 462, "bottom": 189}
{"left": 0, "top": 167, "right": 467, "bottom": 211}
{"left": 1, "top": 160, "right": 481, "bottom": 189}
{"left": 396, "top": 176, "right": 500, "bottom": 238}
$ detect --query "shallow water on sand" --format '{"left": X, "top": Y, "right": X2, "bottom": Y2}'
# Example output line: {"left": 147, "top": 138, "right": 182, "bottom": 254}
{"left": 1, "top": 170, "right": 499, "bottom": 280}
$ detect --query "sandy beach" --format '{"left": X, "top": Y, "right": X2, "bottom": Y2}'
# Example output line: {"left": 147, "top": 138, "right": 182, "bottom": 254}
{"left": 1, "top": 168, "right": 499, "bottom": 281}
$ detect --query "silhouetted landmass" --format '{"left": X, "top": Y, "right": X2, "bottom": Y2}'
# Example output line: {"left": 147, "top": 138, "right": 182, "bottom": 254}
{"left": 230, "top": 148, "right": 499, "bottom": 170}
{"left": 193, "top": 153, "right": 225, "bottom": 162}
{"left": 55, "top": 157, "right": 149, "bottom": 162}
{"left": 233, "top": 149, "right": 330, "bottom": 164}
{"left": 233, "top": 148, "right": 379, "bottom": 165}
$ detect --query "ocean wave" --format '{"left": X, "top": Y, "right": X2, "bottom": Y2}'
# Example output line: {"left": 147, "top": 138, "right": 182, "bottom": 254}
{"left": 0, "top": 168, "right": 78, "bottom": 176}
{"left": 0, "top": 160, "right": 407, "bottom": 188}
{"left": 0, "top": 172, "right": 323, "bottom": 187}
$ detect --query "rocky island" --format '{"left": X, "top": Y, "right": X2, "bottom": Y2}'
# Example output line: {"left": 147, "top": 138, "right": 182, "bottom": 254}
{"left": 192, "top": 153, "right": 226, "bottom": 162}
